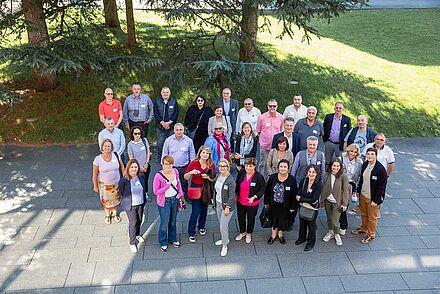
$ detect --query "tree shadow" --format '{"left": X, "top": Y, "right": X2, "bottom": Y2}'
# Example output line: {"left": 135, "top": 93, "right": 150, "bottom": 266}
{"left": 312, "top": 9, "right": 440, "bottom": 66}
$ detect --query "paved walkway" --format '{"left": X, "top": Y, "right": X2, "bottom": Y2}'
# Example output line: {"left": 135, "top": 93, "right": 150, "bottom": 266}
{"left": 0, "top": 138, "right": 440, "bottom": 293}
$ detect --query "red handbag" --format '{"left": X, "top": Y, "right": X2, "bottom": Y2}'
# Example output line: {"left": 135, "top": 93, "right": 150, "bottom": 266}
{"left": 187, "top": 176, "right": 202, "bottom": 200}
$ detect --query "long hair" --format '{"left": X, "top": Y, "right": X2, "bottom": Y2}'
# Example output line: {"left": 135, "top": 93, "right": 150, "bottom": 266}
{"left": 194, "top": 146, "right": 214, "bottom": 167}
{"left": 326, "top": 158, "right": 344, "bottom": 178}
{"left": 124, "top": 159, "right": 141, "bottom": 180}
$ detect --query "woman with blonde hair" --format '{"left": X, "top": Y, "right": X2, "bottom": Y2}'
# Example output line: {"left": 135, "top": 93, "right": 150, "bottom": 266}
{"left": 184, "top": 146, "right": 217, "bottom": 243}
{"left": 93, "top": 138, "right": 124, "bottom": 225}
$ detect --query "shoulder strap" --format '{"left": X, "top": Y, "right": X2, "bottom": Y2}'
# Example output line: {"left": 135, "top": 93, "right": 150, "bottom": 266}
{"left": 194, "top": 110, "right": 205, "bottom": 131}
{"left": 114, "top": 152, "right": 123, "bottom": 178}
{"left": 158, "top": 171, "right": 179, "bottom": 193}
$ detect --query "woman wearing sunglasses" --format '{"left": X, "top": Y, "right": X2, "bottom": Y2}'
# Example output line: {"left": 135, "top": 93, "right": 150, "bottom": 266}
{"left": 184, "top": 95, "right": 214, "bottom": 152}
{"left": 204, "top": 122, "right": 232, "bottom": 169}
{"left": 127, "top": 127, "right": 151, "bottom": 200}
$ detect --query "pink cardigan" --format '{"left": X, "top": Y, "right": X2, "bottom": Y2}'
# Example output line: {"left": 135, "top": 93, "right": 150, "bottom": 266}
{"left": 153, "top": 168, "right": 183, "bottom": 207}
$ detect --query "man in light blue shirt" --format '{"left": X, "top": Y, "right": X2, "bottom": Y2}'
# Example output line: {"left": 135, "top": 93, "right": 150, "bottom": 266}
{"left": 98, "top": 117, "right": 126, "bottom": 163}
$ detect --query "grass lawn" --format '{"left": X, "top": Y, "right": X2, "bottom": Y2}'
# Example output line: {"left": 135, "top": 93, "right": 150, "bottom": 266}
{"left": 0, "top": 9, "right": 439, "bottom": 144}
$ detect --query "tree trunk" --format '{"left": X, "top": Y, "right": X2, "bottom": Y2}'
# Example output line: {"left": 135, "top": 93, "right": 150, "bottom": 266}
{"left": 103, "top": 0, "right": 121, "bottom": 29}
{"left": 239, "top": 0, "right": 258, "bottom": 62}
{"left": 22, "top": 0, "right": 56, "bottom": 91}
{"left": 125, "top": 0, "right": 137, "bottom": 48}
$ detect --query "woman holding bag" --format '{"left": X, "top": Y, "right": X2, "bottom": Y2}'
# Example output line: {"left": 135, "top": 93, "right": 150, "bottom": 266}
{"left": 295, "top": 164, "right": 323, "bottom": 251}
{"left": 184, "top": 146, "right": 217, "bottom": 243}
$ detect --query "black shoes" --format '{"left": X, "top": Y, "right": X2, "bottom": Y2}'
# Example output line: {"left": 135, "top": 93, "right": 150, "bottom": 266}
{"left": 279, "top": 237, "right": 286, "bottom": 244}
{"left": 304, "top": 244, "right": 314, "bottom": 251}
{"left": 295, "top": 239, "right": 306, "bottom": 245}
{"left": 268, "top": 237, "right": 277, "bottom": 245}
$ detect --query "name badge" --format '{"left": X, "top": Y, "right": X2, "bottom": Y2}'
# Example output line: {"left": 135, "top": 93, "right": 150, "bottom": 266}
{"left": 307, "top": 188, "right": 313, "bottom": 193}
{"left": 223, "top": 185, "right": 228, "bottom": 190}
{"left": 135, "top": 181, "right": 141, "bottom": 186}
{"left": 266, "top": 123, "right": 271, "bottom": 127}
{"left": 286, "top": 187, "right": 291, "bottom": 191}
{"left": 140, "top": 146, "right": 145, "bottom": 151}
{"left": 111, "top": 159, "right": 117, "bottom": 163}
{"left": 113, "top": 108, "right": 118, "bottom": 112}
{"left": 180, "top": 147, "right": 186, "bottom": 151}
{"left": 232, "top": 108, "right": 235, "bottom": 111}
{"left": 141, "top": 104, "right": 146, "bottom": 108}
{"left": 317, "top": 161, "right": 321, "bottom": 165}
{"left": 250, "top": 182, "right": 256, "bottom": 187}
{"left": 372, "top": 176, "right": 378, "bottom": 180}
{"left": 343, "top": 124, "right": 347, "bottom": 127}
{"left": 312, "top": 130, "right": 318, "bottom": 134}
{"left": 169, "top": 105, "right": 174, "bottom": 109}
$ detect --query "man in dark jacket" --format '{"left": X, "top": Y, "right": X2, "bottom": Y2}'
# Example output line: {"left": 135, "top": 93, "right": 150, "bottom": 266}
{"left": 343, "top": 115, "right": 376, "bottom": 155}
{"left": 352, "top": 147, "right": 387, "bottom": 244}
{"left": 215, "top": 87, "right": 239, "bottom": 145}
{"left": 271, "top": 117, "right": 301, "bottom": 158}
{"left": 153, "top": 86, "right": 180, "bottom": 162}
{"left": 323, "top": 102, "right": 351, "bottom": 165}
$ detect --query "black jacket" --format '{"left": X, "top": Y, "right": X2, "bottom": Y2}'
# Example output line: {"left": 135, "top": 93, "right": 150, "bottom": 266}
{"left": 356, "top": 161, "right": 388, "bottom": 205}
{"left": 235, "top": 169, "right": 266, "bottom": 201}
{"left": 323, "top": 113, "right": 351, "bottom": 151}
{"left": 297, "top": 177, "right": 323, "bottom": 209}
{"left": 118, "top": 174, "right": 147, "bottom": 211}
{"left": 264, "top": 173, "right": 297, "bottom": 210}
{"left": 271, "top": 132, "right": 301, "bottom": 157}
{"left": 234, "top": 134, "right": 258, "bottom": 166}
{"left": 184, "top": 105, "right": 214, "bottom": 134}
{"left": 153, "top": 97, "right": 179, "bottom": 131}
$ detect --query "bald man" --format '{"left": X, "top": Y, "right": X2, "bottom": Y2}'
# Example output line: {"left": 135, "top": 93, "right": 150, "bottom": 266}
{"left": 344, "top": 115, "right": 376, "bottom": 154}
{"left": 98, "top": 88, "right": 123, "bottom": 128}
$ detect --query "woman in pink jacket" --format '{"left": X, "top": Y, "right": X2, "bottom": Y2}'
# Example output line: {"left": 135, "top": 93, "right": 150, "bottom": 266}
{"left": 153, "top": 155, "right": 184, "bottom": 252}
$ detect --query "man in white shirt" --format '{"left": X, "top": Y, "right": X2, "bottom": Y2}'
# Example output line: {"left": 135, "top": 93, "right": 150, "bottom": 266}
{"left": 98, "top": 117, "right": 126, "bottom": 163}
{"left": 362, "top": 133, "right": 395, "bottom": 177}
{"left": 283, "top": 93, "right": 308, "bottom": 126}
{"left": 236, "top": 98, "right": 261, "bottom": 136}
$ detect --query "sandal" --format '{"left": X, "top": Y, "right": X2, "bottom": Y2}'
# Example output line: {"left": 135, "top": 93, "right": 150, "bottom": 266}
{"left": 104, "top": 216, "right": 111, "bottom": 225}
{"left": 113, "top": 215, "right": 122, "bottom": 223}
{"left": 351, "top": 228, "right": 366, "bottom": 235}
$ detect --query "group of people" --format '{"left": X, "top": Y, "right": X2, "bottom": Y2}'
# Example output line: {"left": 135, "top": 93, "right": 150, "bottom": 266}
{"left": 92, "top": 83, "right": 395, "bottom": 256}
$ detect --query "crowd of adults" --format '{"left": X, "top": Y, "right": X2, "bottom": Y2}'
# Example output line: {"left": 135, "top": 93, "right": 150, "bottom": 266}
{"left": 92, "top": 83, "right": 395, "bottom": 256}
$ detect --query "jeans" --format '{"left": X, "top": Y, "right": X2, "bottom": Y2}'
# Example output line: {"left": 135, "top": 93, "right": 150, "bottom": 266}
{"left": 216, "top": 201, "right": 233, "bottom": 245}
{"left": 324, "top": 200, "right": 341, "bottom": 234}
{"left": 127, "top": 205, "right": 144, "bottom": 245}
{"left": 157, "top": 196, "right": 178, "bottom": 246}
{"left": 237, "top": 202, "right": 258, "bottom": 234}
{"left": 188, "top": 199, "right": 208, "bottom": 237}
{"left": 156, "top": 128, "right": 174, "bottom": 161}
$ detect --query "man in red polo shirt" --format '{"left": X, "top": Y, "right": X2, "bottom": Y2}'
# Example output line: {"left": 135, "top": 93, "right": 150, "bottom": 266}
{"left": 98, "top": 88, "right": 123, "bottom": 128}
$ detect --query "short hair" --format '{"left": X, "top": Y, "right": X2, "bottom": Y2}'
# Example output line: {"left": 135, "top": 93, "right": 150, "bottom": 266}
{"left": 161, "top": 86, "right": 170, "bottom": 91}
{"left": 345, "top": 143, "right": 360, "bottom": 158}
{"left": 335, "top": 102, "right": 344, "bottom": 107}
{"left": 275, "top": 136, "right": 289, "bottom": 151}
{"left": 218, "top": 159, "right": 230, "bottom": 170}
{"left": 366, "top": 147, "right": 377, "bottom": 156}
{"left": 132, "top": 82, "right": 141, "bottom": 87}
{"left": 244, "top": 98, "right": 253, "bottom": 103}
{"left": 174, "top": 122, "right": 184, "bottom": 129}
{"left": 105, "top": 117, "right": 114, "bottom": 122}
{"left": 222, "top": 87, "right": 231, "bottom": 93}
{"left": 307, "top": 136, "right": 319, "bottom": 142}
{"left": 307, "top": 106, "right": 317, "bottom": 113}
{"left": 130, "top": 126, "right": 144, "bottom": 141}
{"left": 305, "top": 164, "right": 320, "bottom": 178}
{"left": 284, "top": 117, "right": 295, "bottom": 123}
{"left": 214, "top": 105, "right": 223, "bottom": 112}
{"left": 125, "top": 159, "right": 141, "bottom": 180}
{"left": 244, "top": 157, "right": 257, "bottom": 166}
{"left": 294, "top": 92, "right": 301, "bottom": 97}
{"left": 327, "top": 158, "right": 344, "bottom": 178}
{"left": 104, "top": 88, "right": 113, "bottom": 94}
{"left": 240, "top": 122, "right": 255, "bottom": 138}
{"left": 375, "top": 133, "right": 386, "bottom": 139}
{"left": 162, "top": 155, "right": 174, "bottom": 165}
{"left": 100, "top": 138, "right": 114, "bottom": 151}
{"left": 268, "top": 99, "right": 277, "bottom": 105}
{"left": 278, "top": 159, "right": 290, "bottom": 169}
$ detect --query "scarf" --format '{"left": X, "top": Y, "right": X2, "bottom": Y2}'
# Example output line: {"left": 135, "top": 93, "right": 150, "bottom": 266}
{"left": 239, "top": 135, "right": 254, "bottom": 165}
{"left": 213, "top": 132, "right": 230, "bottom": 161}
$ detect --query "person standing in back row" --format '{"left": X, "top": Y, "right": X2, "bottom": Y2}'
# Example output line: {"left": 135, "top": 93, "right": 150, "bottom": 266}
{"left": 99, "top": 88, "right": 123, "bottom": 128}
{"left": 323, "top": 102, "right": 351, "bottom": 165}
{"left": 215, "top": 88, "right": 239, "bottom": 146}
{"left": 123, "top": 82, "right": 154, "bottom": 136}
{"left": 154, "top": 87, "right": 180, "bottom": 162}
{"left": 283, "top": 93, "right": 308, "bottom": 127}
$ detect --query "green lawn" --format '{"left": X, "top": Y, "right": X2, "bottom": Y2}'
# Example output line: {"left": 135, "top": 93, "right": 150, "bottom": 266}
{"left": 0, "top": 9, "right": 439, "bottom": 144}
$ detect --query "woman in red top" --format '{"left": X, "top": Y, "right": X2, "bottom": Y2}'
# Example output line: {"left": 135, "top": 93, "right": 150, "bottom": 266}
{"left": 234, "top": 157, "right": 266, "bottom": 244}
{"left": 184, "top": 146, "right": 217, "bottom": 243}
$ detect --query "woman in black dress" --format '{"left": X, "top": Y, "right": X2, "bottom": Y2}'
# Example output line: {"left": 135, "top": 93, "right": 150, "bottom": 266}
{"left": 184, "top": 95, "right": 214, "bottom": 152}
{"left": 264, "top": 159, "right": 297, "bottom": 244}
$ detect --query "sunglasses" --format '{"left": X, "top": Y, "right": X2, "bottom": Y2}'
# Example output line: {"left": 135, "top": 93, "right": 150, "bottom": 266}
{"left": 197, "top": 99, "right": 204, "bottom": 102}
{"left": 214, "top": 127, "right": 223, "bottom": 130}
{"left": 244, "top": 103, "right": 252, "bottom": 106}
{"left": 268, "top": 105, "right": 277, "bottom": 108}
{"left": 219, "top": 165, "right": 228, "bottom": 168}
{"left": 133, "top": 132, "right": 141, "bottom": 135}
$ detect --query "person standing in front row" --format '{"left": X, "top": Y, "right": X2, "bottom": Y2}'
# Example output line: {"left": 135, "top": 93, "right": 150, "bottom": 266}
{"left": 162, "top": 123, "right": 196, "bottom": 196}
{"left": 323, "top": 102, "right": 351, "bottom": 165}
{"left": 235, "top": 158, "right": 266, "bottom": 244}
{"left": 99, "top": 88, "right": 123, "bottom": 128}
{"left": 321, "top": 158, "right": 350, "bottom": 246}
{"left": 295, "top": 164, "right": 323, "bottom": 251}
{"left": 256, "top": 99, "right": 284, "bottom": 178}
{"left": 215, "top": 88, "right": 239, "bottom": 146}
{"left": 351, "top": 147, "right": 387, "bottom": 244}
{"left": 118, "top": 159, "right": 147, "bottom": 253}
{"left": 265, "top": 159, "right": 297, "bottom": 245}
{"left": 294, "top": 106, "right": 324, "bottom": 151}
{"left": 213, "top": 159, "right": 236, "bottom": 256}
{"left": 184, "top": 147, "right": 216, "bottom": 243}
{"left": 184, "top": 95, "right": 214, "bottom": 152}
{"left": 291, "top": 136, "right": 326, "bottom": 185}
{"left": 283, "top": 93, "right": 308, "bottom": 127}
{"left": 236, "top": 98, "right": 261, "bottom": 137}
{"left": 153, "top": 155, "right": 183, "bottom": 252}
{"left": 123, "top": 82, "right": 154, "bottom": 136}
{"left": 153, "top": 86, "right": 179, "bottom": 162}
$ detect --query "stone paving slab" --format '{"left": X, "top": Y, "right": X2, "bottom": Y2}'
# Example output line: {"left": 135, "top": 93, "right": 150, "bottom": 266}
{"left": 180, "top": 280, "right": 245, "bottom": 294}
{"left": 245, "top": 277, "right": 307, "bottom": 294}
{"left": 340, "top": 273, "right": 409, "bottom": 292}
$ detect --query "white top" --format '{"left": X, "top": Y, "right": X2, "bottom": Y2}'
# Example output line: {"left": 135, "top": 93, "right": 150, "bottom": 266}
{"left": 93, "top": 153, "right": 120, "bottom": 184}
{"left": 215, "top": 175, "right": 227, "bottom": 203}
{"left": 362, "top": 143, "right": 395, "bottom": 171}
{"left": 327, "top": 174, "right": 337, "bottom": 203}
{"left": 283, "top": 104, "right": 308, "bottom": 126}
{"left": 165, "top": 179, "right": 178, "bottom": 197}
{"left": 236, "top": 107, "right": 261, "bottom": 135}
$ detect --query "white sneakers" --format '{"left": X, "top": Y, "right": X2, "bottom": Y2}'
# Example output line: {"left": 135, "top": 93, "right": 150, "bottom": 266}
{"left": 235, "top": 233, "right": 245, "bottom": 241}
{"left": 335, "top": 234, "right": 343, "bottom": 246}
{"left": 221, "top": 245, "right": 228, "bottom": 256}
{"left": 215, "top": 239, "right": 229, "bottom": 246}
{"left": 323, "top": 232, "right": 335, "bottom": 242}
{"left": 339, "top": 229, "right": 346, "bottom": 236}
{"left": 245, "top": 234, "right": 252, "bottom": 244}
{"left": 130, "top": 245, "right": 138, "bottom": 253}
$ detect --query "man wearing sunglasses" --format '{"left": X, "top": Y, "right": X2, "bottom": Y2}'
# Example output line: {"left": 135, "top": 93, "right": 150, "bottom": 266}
{"left": 123, "top": 82, "right": 154, "bottom": 137}
{"left": 235, "top": 98, "right": 261, "bottom": 137}
{"left": 99, "top": 88, "right": 123, "bottom": 128}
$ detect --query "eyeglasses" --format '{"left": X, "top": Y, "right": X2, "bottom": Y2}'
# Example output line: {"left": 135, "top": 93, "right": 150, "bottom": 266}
{"left": 219, "top": 165, "right": 228, "bottom": 168}
{"left": 376, "top": 138, "right": 385, "bottom": 141}
{"left": 197, "top": 99, "right": 204, "bottom": 102}
{"left": 162, "top": 163, "right": 172, "bottom": 166}
{"left": 244, "top": 103, "right": 252, "bottom": 106}
{"left": 105, "top": 93, "right": 113, "bottom": 95}
{"left": 214, "top": 127, "right": 223, "bottom": 130}
{"left": 133, "top": 132, "right": 141, "bottom": 135}
{"left": 268, "top": 105, "right": 277, "bottom": 108}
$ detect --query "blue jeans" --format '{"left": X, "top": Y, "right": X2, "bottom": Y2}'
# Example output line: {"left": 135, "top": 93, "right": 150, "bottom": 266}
{"left": 156, "top": 128, "right": 174, "bottom": 161}
{"left": 188, "top": 199, "right": 208, "bottom": 237}
{"left": 157, "top": 196, "right": 178, "bottom": 246}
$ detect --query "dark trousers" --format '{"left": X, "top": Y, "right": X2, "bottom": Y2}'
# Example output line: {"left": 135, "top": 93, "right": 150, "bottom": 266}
{"left": 129, "top": 120, "right": 149, "bottom": 137}
{"left": 156, "top": 128, "right": 174, "bottom": 161}
{"left": 237, "top": 202, "right": 258, "bottom": 234}
{"left": 188, "top": 198, "right": 208, "bottom": 237}
{"left": 176, "top": 165, "right": 189, "bottom": 195}
{"left": 127, "top": 205, "right": 144, "bottom": 245}
{"left": 298, "top": 217, "right": 317, "bottom": 247}
{"left": 339, "top": 205, "right": 349, "bottom": 230}
{"left": 141, "top": 165, "right": 151, "bottom": 193}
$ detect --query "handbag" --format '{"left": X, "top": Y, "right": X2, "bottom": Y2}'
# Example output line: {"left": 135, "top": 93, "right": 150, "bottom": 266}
{"left": 259, "top": 205, "right": 272, "bottom": 228}
{"left": 187, "top": 175, "right": 202, "bottom": 200}
{"left": 298, "top": 179, "right": 318, "bottom": 221}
